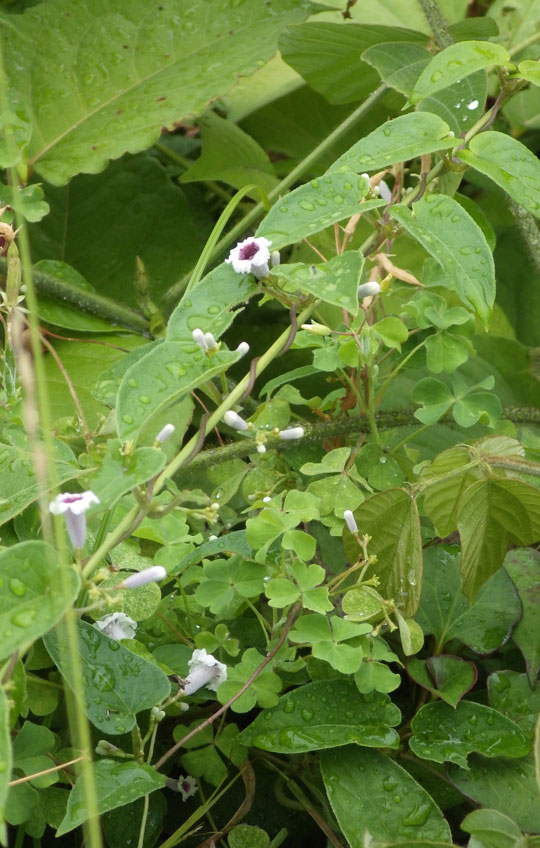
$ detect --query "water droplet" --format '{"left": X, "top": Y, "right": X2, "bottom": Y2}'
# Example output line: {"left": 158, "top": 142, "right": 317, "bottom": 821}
{"left": 122, "top": 414, "right": 134, "bottom": 424}
{"left": 127, "top": 378, "right": 139, "bottom": 388}
{"left": 283, "top": 700, "right": 295, "bottom": 714}
{"left": 383, "top": 777, "right": 398, "bottom": 792}
{"left": 9, "top": 578, "right": 26, "bottom": 596}
{"left": 383, "top": 127, "right": 391, "bottom": 137}
{"left": 301, "top": 708, "right": 314, "bottom": 722}
{"left": 402, "top": 802, "right": 432, "bottom": 826}
{"left": 138, "top": 395, "right": 151, "bottom": 404}
{"left": 299, "top": 200, "right": 315, "bottom": 211}
{"left": 12, "top": 609, "right": 35, "bottom": 626}
{"left": 430, "top": 70, "right": 442, "bottom": 83}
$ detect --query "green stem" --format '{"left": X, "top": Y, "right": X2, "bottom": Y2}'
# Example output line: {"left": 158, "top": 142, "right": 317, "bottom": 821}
{"left": 366, "top": 362, "right": 382, "bottom": 447}
{"left": 507, "top": 197, "right": 540, "bottom": 279}
{"left": 163, "top": 84, "right": 388, "bottom": 306}
{"left": 0, "top": 256, "right": 149, "bottom": 334}
{"left": 509, "top": 29, "right": 540, "bottom": 57}
{"left": 416, "top": 0, "right": 454, "bottom": 48}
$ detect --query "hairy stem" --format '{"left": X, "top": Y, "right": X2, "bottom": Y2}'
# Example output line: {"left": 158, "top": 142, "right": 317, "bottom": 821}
{"left": 507, "top": 198, "right": 540, "bottom": 280}
{"left": 416, "top": 0, "right": 454, "bottom": 48}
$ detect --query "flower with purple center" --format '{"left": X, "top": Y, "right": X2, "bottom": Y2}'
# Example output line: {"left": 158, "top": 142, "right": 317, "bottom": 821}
{"left": 226, "top": 236, "right": 272, "bottom": 279}
{"left": 49, "top": 491, "right": 100, "bottom": 549}
{"left": 178, "top": 775, "right": 198, "bottom": 801}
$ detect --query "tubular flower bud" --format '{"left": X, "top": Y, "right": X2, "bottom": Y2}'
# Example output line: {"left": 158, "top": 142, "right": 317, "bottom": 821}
{"left": 121, "top": 566, "right": 167, "bottom": 589}
{"left": 204, "top": 332, "right": 218, "bottom": 350}
{"left": 192, "top": 328, "right": 208, "bottom": 351}
{"left": 156, "top": 423, "right": 175, "bottom": 443}
{"left": 223, "top": 410, "right": 249, "bottom": 431}
{"left": 95, "top": 612, "right": 137, "bottom": 640}
{"left": 300, "top": 321, "right": 331, "bottom": 336}
{"left": 178, "top": 775, "right": 198, "bottom": 801}
{"left": 257, "top": 444, "right": 267, "bottom": 454}
{"left": 183, "top": 648, "right": 227, "bottom": 695}
{"left": 378, "top": 179, "right": 392, "bottom": 202}
{"left": 236, "top": 341, "right": 250, "bottom": 357}
{"left": 226, "top": 236, "right": 272, "bottom": 279}
{"left": 343, "top": 510, "right": 358, "bottom": 534}
{"left": 357, "top": 281, "right": 381, "bottom": 299}
{"left": 270, "top": 250, "right": 281, "bottom": 267}
{"left": 279, "top": 427, "right": 305, "bottom": 441}
{"left": 49, "top": 491, "right": 100, "bottom": 549}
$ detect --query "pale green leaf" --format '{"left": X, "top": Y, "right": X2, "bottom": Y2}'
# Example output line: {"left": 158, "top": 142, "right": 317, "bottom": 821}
{"left": 410, "top": 41, "right": 510, "bottom": 105}
{"left": 503, "top": 548, "right": 540, "bottom": 687}
{"left": 272, "top": 251, "right": 363, "bottom": 313}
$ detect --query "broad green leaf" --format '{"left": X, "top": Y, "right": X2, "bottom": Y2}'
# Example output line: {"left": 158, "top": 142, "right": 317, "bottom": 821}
{"left": 488, "top": 670, "right": 540, "bottom": 736}
{"left": 412, "top": 378, "right": 454, "bottom": 425}
{"left": 34, "top": 261, "right": 122, "bottom": 334}
{"left": 181, "top": 112, "right": 277, "bottom": 197}
{"left": 57, "top": 759, "right": 165, "bottom": 836}
{"left": 92, "top": 341, "right": 157, "bottom": 408}
{"left": 487, "top": 0, "right": 540, "bottom": 52}
{"left": 410, "top": 41, "right": 510, "bottom": 105}
{"left": 44, "top": 620, "right": 170, "bottom": 734}
{"left": 457, "top": 132, "right": 540, "bottom": 219}
{"left": 418, "top": 70, "right": 487, "bottom": 136}
{"left": 0, "top": 94, "right": 31, "bottom": 169}
{"left": 407, "top": 655, "right": 477, "bottom": 708}
{"left": 449, "top": 754, "right": 540, "bottom": 833}
{"left": 373, "top": 317, "right": 409, "bottom": 351}
{"left": 116, "top": 344, "right": 243, "bottom": 442}
{"left": 416, "top": 546, "right": 521, "bottom": 654}
{"left": 461, "top": 809, "right": 523, "bottom": 848}
{"left": 343, "top": 489, "right": 422, "bottom": 616}
{"left": 504, "top": 548, "right": 540, "bottom": 686}
{"left": 272, "top": 251, "right": 363, "bottom": 313}
{"left": 0, "top": 438, "right": 82, "bottom": 526}
{"left": 86, "top": 439, "right": 165, "bottom": 509}
{"left": 12, "top": 723, "right": 57, "bottom": 789}
{"left": 518, "top": 59, "right": 540, "bottom": 86}
{"left": 390, "top": 194, "right": 495, "bottom": 327}
{"left": 239, "top": 679, "right": 400, "bottom": 753}
{"left": 330, "top": 113, "right": 456, "bottom": 174}
{"left": 321, "top": 746, "right": 452, "bottom": 845}
{"left": 458, "top": 478, "right": 540, "bottom": 600}
{"left": 102, "top": 794, "right": 167, "bottom": 848}
{"left": 362, "top": 42, "right": 430, "bottom": 96}
{"left": 3, "top": 0, "right": 317, "bottom": 185}
{"left": 0, "top": 684, "right": 11, "bottom": 845}
{"left": 410, "top": 701, "right": 530, "bottom": 768}
{"left": 256, "top": 172, "right": 384, "bottom": 251}
{"left": 0, "top": 541, "right": 80, "bottom": 663}
{"left": 167, "top": 265, "right": 258, "bottom": 345}
{"left": 279, "top": 23, "right": 426, "bottom": 104}
{"left": 97, "top": 571, "right": 162, "bottom": 622}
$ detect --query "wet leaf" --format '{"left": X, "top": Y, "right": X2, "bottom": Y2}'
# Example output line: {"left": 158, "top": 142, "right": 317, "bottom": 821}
{"left": 503, "top": 547, "right": 540, "bottom": 686}
{"left": 407, "top": 656, "right": 477, "bottom": 708}
{"left": 272, "top": 251, "right": 363, "bottom": 313}
{"left": 410, "top": 41, "right": 510, "bottom": 104}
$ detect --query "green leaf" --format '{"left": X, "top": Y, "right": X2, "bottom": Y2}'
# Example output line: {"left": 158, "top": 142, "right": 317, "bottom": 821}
{"left": 410, "top": 41, "right": 510, "bottom": 104}
{"left": 457, "top": 132, "right": 540, "bottom": 219}
{"left": 280, "top": 23, "right": 427, "bottom": 104}
{"left": 4, "top": 0, "right": 317, "bottom": 185}
{"left": 390, "top": 194, "right": 495, "bottom": 327}
{"left": 461, "top": 809, "right": 523, "bottom": 848}
{"left": 57, "top": 759, "right": 165, "bottom": 836}
{"left": 412, "top": 378, "right": 454, "bottom": 425}
{"left": 0, "top": 683, "right": 11, "bottom": 845}
{"left": 517, "top": 58, "right": 540, "bottom": 87}
{"left": 407, "top": 656, "right": 477, "bottom": 708}
{"left": 116, "top": 344, "right": 243, "bottom": 442}
{"left": 503, "top": 548, "right": 540, "bottom": 686}
{"left": 418, "top": 71, "right": 487, "bottom": 136}
{"left": 448, "top": 754, "right": 540, "bottom": 833}
{"left": 330, "top": 112, "right": 456, "bottom": 174}
{"left": 12, "top": 723, "right": 57, "bottom": 789}
{"left": 229, "top": 825, "right": 270, "bottom": 848}
{"left": 289, "top": 614, "right": 372, "bottom": 674}
{"left": 0, "top": 183, "right": 49, "bottom": 223}
{"left": 239, "top": 679, "right": 400, "bottom": 753}
{"left": 44, "top": 620, "right": 170, "bottom": 734}
{"left": 373, "top": 317, "right": 409, "bottom": 351}
{"left": 416, "top": 546, "right": 521, "bottom": 654}
{"left": 33, "top": 261, "right": 122, "bottom": 333}
{"left": 257, "top": 171, "right": 384, "bottom": 251}
{"left": 0, "top": 541, "right": 80, "bottom": 663}
{"left": 0, "top": 93, "right": 31, "bottom": 168}
{"left": 488, "top": 670, "right": 540, "bottom": 737}
{"left": 458, "top": 478, "right": 540, "bottom": 600}
{"left": 343, "top": 489, "right": 422, "bottom": 616}
{"left": 272, "top": 251, "right": 364, "bottom": 313}
{"left": 181, "top": 112, "right": 277, "bottom": 197}
{"left": 321, "top": 746, "right": 452, "bottom": 845}
{"left": 97, "top": 571, "right": 162, "bottom": 622}
{"left": 87, "top": 439, "right": 165, "bottom": 509}
{"left": 362, "top": 42, "right": 430, "bottom": 96}
{"left": 410, "top": 701, "right": 530, "bottom": 768}
{"left": 174, "top": 530, "right": 253, "bottom": 572}
{"left": 217, "top": 647, "right": 281, "bottom": 713}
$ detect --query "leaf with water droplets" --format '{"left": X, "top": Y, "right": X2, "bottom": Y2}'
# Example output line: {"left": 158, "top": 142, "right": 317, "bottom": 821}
{"left": 57, "top": 759, "right": 165, "bottom": 836}
{"left": 407, "top": 655, "right": 477, "bottom": 708}
{"left": 271, "top": 251, "right": 364, "bottom": 313}
{"left": 410, "top": 701, "right": 530, "bottom": 769}
{"left": 362, "top": 41, "right": 430, "bottom": 96}
{"left": 321, "top": 746, "right": 452, "bottom": 845}
{"left": 0, "top": 541, "right": 80, "bottom": 664}
{"left": 256, "top": 171, "right": 384, "bottom": 251}
{"left": 457, "top": 131, "right": 540, "bottom": 219}
{"left": 410, "top": 40, "right": 510, "bottom": 105}
{"left": 239, "top": 679, "right": 400, "bottom": 753}
{"left": 86, "top": 439, "right": 165, "bottom": 509}
{"left": 503, "top": 548, "right": 540, "bottom": 687}
{"left": 488, "top": 670, "right": 540, "bottom": 738}
{"left": 44, "top": 620, "right": 170, "bottom": 734}
{"left": 390, "top": 194, "right": 495, "bottom": 328}
{"left": 330, "top": 112, "right": 456, "bottom": 174}
{"left": 0, "top": 683, "right": 11, "bottom": 844}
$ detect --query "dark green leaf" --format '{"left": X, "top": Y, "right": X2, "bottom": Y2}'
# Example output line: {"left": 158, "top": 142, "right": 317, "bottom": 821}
{"left": 362, "top": 42, "right": 430, "bottom": 96}
{"left": 461, "top": 808, "right": 523, "bottom": 848}
{"left": 407, "top": 655, "right": 477, "bottom": 708}
{"left": 418, "top": 71, "right": 487, "bottom": 136}
{"left": 488, "top": 670, "right": 540, "bottom": 737}
{"left": 504, "top": 548, "right": 540, "bottom": 686}
{"left": 174, "top": 531, "right": 253, "bottom": 572}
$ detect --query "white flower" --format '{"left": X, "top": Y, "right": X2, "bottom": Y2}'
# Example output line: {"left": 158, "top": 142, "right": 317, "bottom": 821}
{"left": 95, "top": 612, "right": 137, "bottom": 641}
{"left": 223, "top": 410, "right": 249, "bottom": 431}
{"left": 183, "top": 648, "right": 227, "bottom": 695}
{"left": 178, "top": 775, "right": 198, "bottom": 802}
{"left": 226, "top": 236, "right": 272, "bottom": 279}
{"left": 156, "top": 423, "right": 175, "bottom": 443}
{"left": 121, "top": 566, "right": 167, "bottom": 589}
{"left": 49, "top": 491, "right": 100, "bottom": 549}
{"left": 279, "top": 427, "right": 305, "bottom": 440}
{"left": 192, "top": 328, "right": 208, "bottom": 351}
{"left": 256, "top": 444, "right": 267, "bottom": 454}
{"left": 343, "top": 509, "right": 358, "bottom": 534}
{"left": 357, "top": 281, "right": 381, "bottom": 298}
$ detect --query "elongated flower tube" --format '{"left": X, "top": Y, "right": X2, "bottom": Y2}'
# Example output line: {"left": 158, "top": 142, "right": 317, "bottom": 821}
{"left": 357, "top": 281, "right": 381, "bottom": 298}
{"left": 223, "top": 410, "right": 249, "bottom": 431}
{"left": 49, "top": 491, "right": 100, "bottom": 549}
{"left": 183, "top": 648, "right": 227, "bottom": 695}
{"left": 343, "top": 509, "right": 358, "bottom": 534}
{"left": 226, "top": 236, "right": 272, "bottom": 278}
{"left": 279, "top": 427, "right": 305, "bottom": 440}
{"left": 377, "top": 179, "right": 392, "bottom": 202}
{"left": 95, "top": 612, "right": 137, "bottom": 640}
{"left": 121, "top": 566, "right": 167, "bottom": 589}
{"left": 156, "top": 423, "right": 175, "bottom": 443}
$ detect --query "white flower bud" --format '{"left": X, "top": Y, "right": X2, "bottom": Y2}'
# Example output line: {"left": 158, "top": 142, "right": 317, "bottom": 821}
{"left": 378, "top": 180, "right": 392, "bottom": 202}
{"left": 358, "top": 281, "right": 381, "bottom": 298}
{"left": 223, "top": 410, "right": 249, "bottom": 431}
{"left": 156, "top": 423, "right": 175, "bottom": 443}
{"left": 96, "top": 740, "right": 123, "bottom": 757}
{"left": 204, "top": 332, "right": 218, "bottom": 349}
{"left": 270, "top": 250, "right": 281, "bottom": 267}
{"left": 300, "top": 321, "right": 331, "bottom": 336}
{"left": 344, "top": 510, "right": 358, "bottom": 534}
{"left": 263, "top": 496, "right": 272, "bottom": 503}
{"left": 256, "top": 444, "right": 267, "bottom": 454}
{"left": 279, "top": 427, "right": 305, "bottom": 441}
{"left": 192, "top": 328, "right": 208, "bottom": 351}
{"left": 235, "top": 341, "right": 250, "bottom": 357}
{"left": 121, "top": 566, "right": 167, "bottom": 589}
